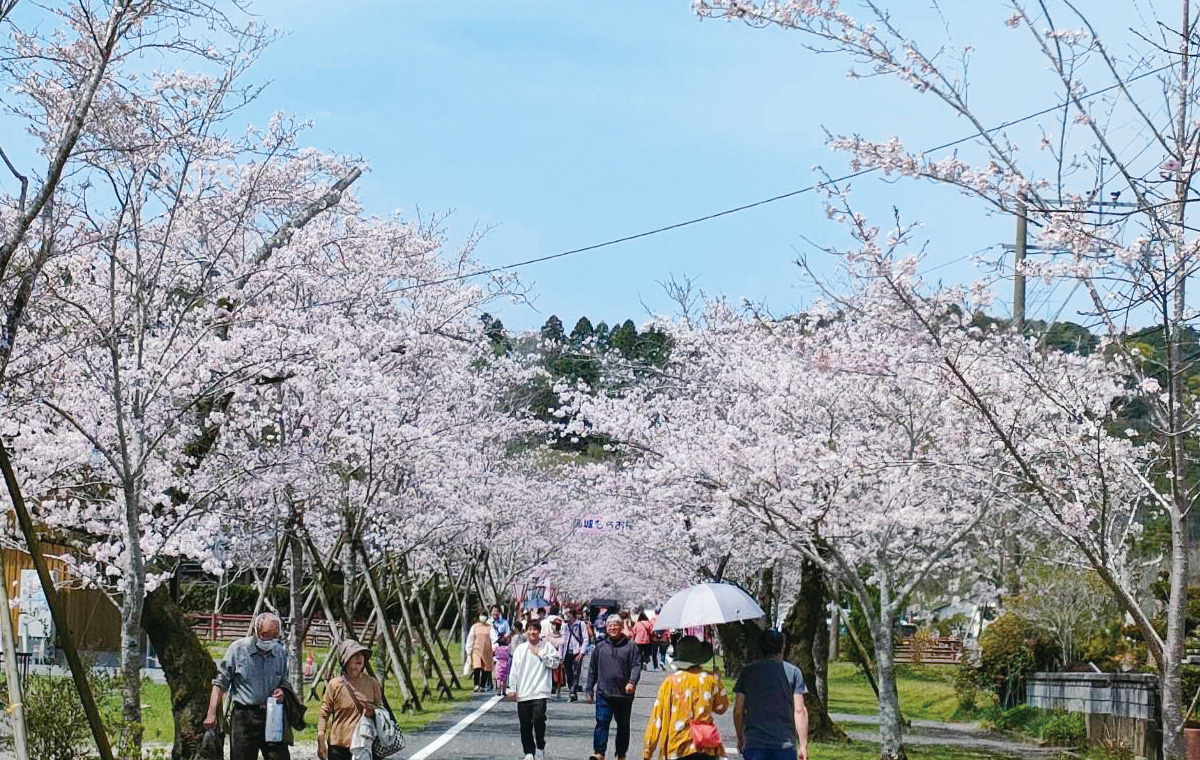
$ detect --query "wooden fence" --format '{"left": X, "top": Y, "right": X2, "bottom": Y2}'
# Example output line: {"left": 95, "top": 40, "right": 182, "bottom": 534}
{"left": 894, "top": 636, "right": 963, "bottom": 664}
{"left": 186, "top": 613, "right": 378, "bottom": 648}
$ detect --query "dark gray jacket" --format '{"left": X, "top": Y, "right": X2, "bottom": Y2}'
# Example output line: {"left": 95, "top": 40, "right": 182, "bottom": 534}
{"left": 586, "top": 635, "right": 641, "bottom": 698}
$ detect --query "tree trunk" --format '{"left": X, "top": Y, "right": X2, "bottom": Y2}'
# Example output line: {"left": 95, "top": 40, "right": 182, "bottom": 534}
{"left": 143, "top": 585, "right": 217, "bottom": 760}
{"left": 1161, "top": 507, "right": 1189, "bottom": 760}
{"left": 869, "top": 616, "right": 905, "bottom": 760}
{"left": 342, "top": 508, "right": 356, "bottom": 620}
{"left": 288, "top": 532, "right": 304, "bottom": 690}
{"left": 813, "top": 599, "right": 831, "bottom": 708}
{"left": 0, "top": 538, "right": 29, "bottom": 759}
{"left": 715, "top": 619, "right": 763, "bottom": 678}
{"left": 782, "top": 560, "right": 846, "bottom": 742}
{"left": 120, "top": 487, "right": 145, "bottom": 760}
{"left": 872, "top": 574, "right": 906, "bottom": 760}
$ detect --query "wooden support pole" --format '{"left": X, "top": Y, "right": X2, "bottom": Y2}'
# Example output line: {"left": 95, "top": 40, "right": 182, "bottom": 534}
{"left": 392, "top": 558, "right": 453, "bottom": 699}
{"left": 0, "top": 440, "right": 114, "bottom": 760}
{"left": 249, "top": 525, "right": 291, "bottom": 627}
{"left": 356, "top": 541, "right": 421, "bottom": 711}
{"left": 418, "top": 578, "right": 462, "bottom": 690}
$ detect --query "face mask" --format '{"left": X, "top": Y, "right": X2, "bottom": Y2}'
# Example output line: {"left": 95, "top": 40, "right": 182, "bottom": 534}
{"left": 256, "top": 638, "right": 277, "bottom": 653}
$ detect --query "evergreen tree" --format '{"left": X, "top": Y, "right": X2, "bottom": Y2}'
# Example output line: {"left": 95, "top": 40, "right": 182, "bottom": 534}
{"left": 569, "top": 316, "right": 595, "bottom": 346}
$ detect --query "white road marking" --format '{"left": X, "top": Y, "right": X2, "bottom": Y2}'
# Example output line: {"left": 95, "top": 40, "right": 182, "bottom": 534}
{"left": 406, "top": 694, "right": 503, "bottom": 760}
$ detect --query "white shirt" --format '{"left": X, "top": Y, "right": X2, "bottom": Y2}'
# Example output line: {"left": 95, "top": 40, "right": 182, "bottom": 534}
{"left": 507, "top": 640, "right": 558, "bottom": 702}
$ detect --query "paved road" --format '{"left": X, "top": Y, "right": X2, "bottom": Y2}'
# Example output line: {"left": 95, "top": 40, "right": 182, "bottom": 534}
{"left": 399, "top": 667, "right": 738, "bottom": 760}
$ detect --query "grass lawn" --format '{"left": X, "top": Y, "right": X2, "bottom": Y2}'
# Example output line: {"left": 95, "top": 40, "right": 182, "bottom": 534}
{"left": 824, "top": 661, "right": 993, "bottom": 723}
{"left": 141, "top": 640, "right": 473, "bottom": 746}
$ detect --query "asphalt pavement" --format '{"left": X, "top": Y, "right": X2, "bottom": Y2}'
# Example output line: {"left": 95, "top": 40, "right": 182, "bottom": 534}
{"left": 399, "top": 665, "right": 739, "bottom": 760}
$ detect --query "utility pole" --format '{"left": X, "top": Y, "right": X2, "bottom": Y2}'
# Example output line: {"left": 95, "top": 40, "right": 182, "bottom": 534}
{"left": 1014, "top": 194, "right": 1027, "bottom": 332}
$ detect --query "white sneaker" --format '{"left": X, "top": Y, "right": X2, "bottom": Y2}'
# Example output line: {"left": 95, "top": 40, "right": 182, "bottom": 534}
{"left": 523, "top": 755, "right": 534, "bottom": 760}
{"left": 537, "top": 751, "right": 547, "bottom": 760}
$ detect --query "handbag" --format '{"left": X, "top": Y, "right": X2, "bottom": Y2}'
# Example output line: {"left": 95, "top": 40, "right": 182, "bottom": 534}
{"left": 342, "top": 677, "right": 405, "bottom": 759}
{"left": 670, "top": 672, "right": 722, "bottom": 752}
{"left": 372, "top": 707, "right": 406, "bottom": 758}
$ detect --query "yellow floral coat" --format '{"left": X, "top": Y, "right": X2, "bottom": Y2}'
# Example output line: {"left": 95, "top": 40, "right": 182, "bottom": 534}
{"left": 642, "top": 669, "right": 729, "bottom": 759}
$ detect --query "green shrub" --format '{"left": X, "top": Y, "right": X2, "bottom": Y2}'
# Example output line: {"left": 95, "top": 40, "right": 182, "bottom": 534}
{"left": 20, "top": 672, "right": 122, "bottom": 760}
{"left": 976, "top": 612, "right": 1058, "bottom": 707}
{"left": 953, "top": 661, "right": 979, "bottom": 712}
{"left": 1042, "top": 712, "right": 1086, "bottom": 743}
{"left": 986, "top": 704, "right": 1040, "bottom": 732}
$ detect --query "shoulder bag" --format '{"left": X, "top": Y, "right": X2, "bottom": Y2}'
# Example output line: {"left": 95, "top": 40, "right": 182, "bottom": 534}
{"left": 343, "top": 678, "right": 406, "bottom": 758}
{"left": 671, "top": 673, "right": 722, "bottom": 752}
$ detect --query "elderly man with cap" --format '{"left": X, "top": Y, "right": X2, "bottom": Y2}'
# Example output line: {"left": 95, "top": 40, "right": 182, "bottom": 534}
{"left": 318, "top": 639, "right": 383, "bottom": 760}
{"left": 205, "top": 612, "right": 293, "bottom": 760}
{"left": 587, "top": 614, "right": 642, "bottom": 760}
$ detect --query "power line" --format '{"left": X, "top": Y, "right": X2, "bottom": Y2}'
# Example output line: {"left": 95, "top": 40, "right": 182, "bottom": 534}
{"left": 392, "top": 61, "right": 1176, "bottom": 295}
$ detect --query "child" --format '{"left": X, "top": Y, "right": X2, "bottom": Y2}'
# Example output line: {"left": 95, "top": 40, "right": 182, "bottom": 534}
{"left": 492, "top": 634, "right": 511, "bottom": 695}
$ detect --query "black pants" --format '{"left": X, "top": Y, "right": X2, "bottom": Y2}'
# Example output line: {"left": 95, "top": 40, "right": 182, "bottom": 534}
{"left": 517, "top": 698, "right": 548, "bottom": 755}
{"left": 593, "top": 692, "right": 634, "bottom": 757}
{"left": 328, "top": 748, "right": 352, "bottom": 760}
{"left": 474, "top": 667, "right": 492, "bottom": 689}
{"left": 565, "top": 652, "right": 584, "bottom": 695}
{"left": 230, "top": 705, "right": 290, "bottom": 760}
{"left": 638, "top": 643, "right": 653, "bottom": 669}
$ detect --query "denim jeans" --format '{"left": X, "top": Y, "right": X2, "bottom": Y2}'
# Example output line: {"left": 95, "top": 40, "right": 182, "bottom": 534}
{"left": 743, "top": 748, "right": 799, "bottom": 760}
{"left": 593, "top": 692, "right": 634, "bottom": 757}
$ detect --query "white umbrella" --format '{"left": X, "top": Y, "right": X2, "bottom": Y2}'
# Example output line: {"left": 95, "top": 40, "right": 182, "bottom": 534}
{"left": 653, "top": 582, "right": 765, "bottom": 630}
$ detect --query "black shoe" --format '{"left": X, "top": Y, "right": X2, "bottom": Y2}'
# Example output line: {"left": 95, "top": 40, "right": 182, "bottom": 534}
{"left": 569, "top": 694, "right": 578, "bottom": 702}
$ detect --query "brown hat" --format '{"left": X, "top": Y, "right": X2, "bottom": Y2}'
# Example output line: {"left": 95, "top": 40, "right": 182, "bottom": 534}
{"left": 335, "top": 639, "right": 371, "bottom": 670}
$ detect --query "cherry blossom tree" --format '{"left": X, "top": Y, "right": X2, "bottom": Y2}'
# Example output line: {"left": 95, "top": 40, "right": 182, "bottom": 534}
{"left": 692, "top": 1, "right": 1200, "bottom": 754}
{"left": 563, "top": 269, "right": 1143, "bottom": 759}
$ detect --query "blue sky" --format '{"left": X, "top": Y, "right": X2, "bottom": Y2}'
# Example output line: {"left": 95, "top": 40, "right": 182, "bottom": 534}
{"left": 238, "top": 0, "right": 1043, "bottom": 331}
{"left": 8, "top": 1, "right": 1158, "bottom": 331}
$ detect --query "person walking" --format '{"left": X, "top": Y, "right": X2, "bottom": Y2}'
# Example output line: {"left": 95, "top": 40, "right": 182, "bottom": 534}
{"left": 494, "top": 635, "right": 513, "bottom": 695}
{"left": 587, "top": 614, "right": 642, "bottom": 760}
{"left": 507, "top": 620, "right": 562, "bottom": 760}
{"left": 204, "top": 612, "right": 293, "bottom": 760}
{"left": 733, "top": 629, "right": 809, "bottom": 760}
{"left": 563, "top": 607, "right": 593, "bottom": 702}
{"left": 632, "top": 613, "right": 655, "bottom": 671}
{"left": 465, "top": 614, "right": 495, "bottom": 692}
{"left": 317, "top": 640, "right": 383, "bottom": 760}
{"left": 641, "top": 636, "right": 729, "bottom": 760}
{"left": 491, "top": 605, "right": 513, "bottom": 648}
{"left": 547, "top": 618, "right": 567, "bottom": 698}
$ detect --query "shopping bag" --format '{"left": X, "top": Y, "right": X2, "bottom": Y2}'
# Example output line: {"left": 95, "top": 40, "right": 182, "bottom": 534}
{"left": 264, "top": 697, "right": 285, "bottom": 743}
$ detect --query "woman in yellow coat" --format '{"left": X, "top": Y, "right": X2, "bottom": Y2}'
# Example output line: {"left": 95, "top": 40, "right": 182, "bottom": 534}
{"left": 464, "top": 614, "right": 495, "bottom": 692}
{"left": 642, "top": 636, "right": 729, "bottom": 760}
